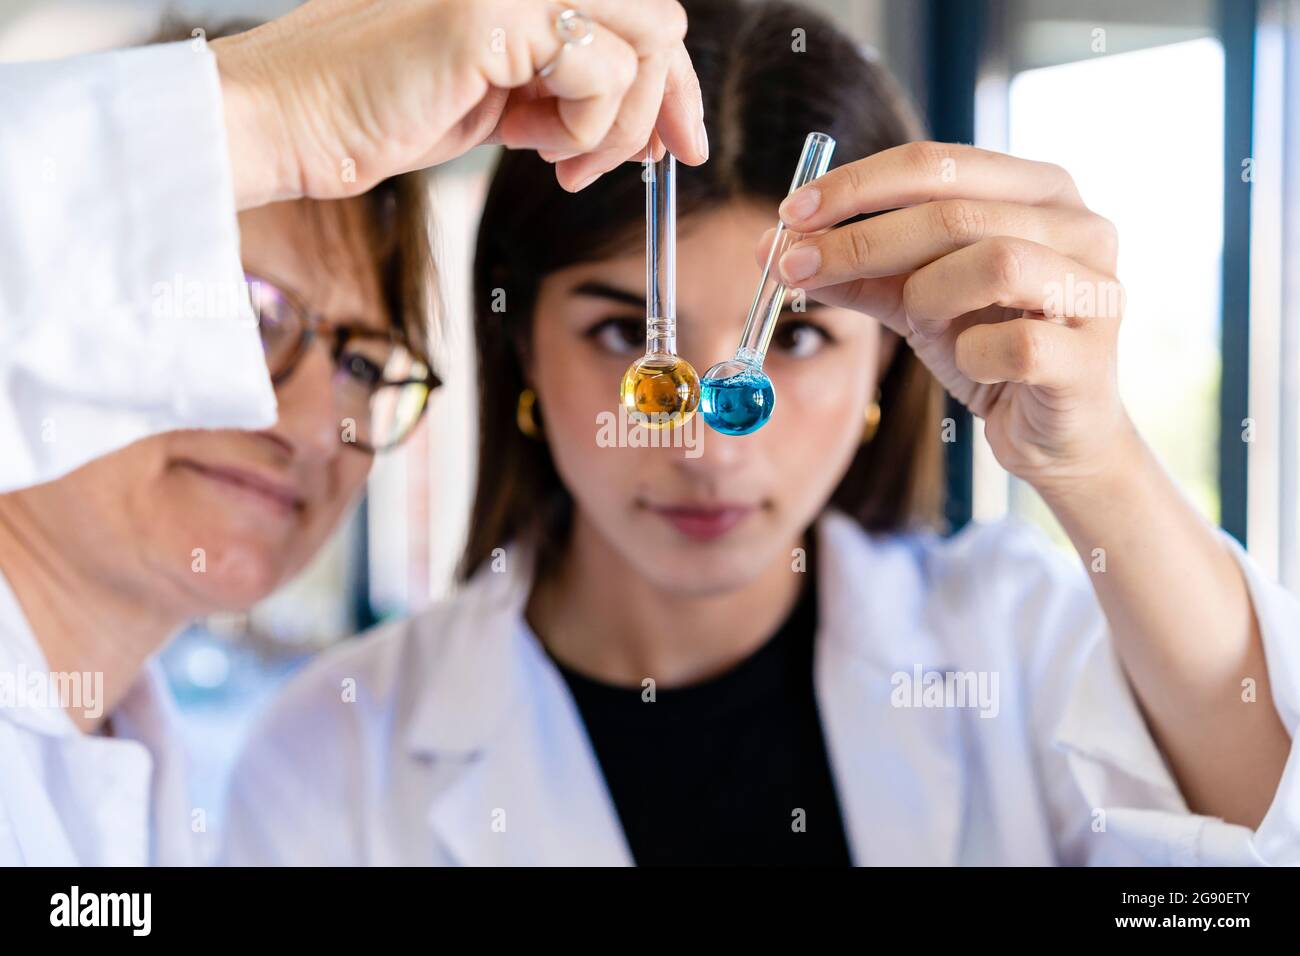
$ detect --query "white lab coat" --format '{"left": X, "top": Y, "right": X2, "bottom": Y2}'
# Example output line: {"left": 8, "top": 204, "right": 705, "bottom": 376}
{"left": 3, "top": 36, "right": 1298, "bottom": 871}
{"left": 0, "top": 41, "right": 274, "bottom": 865}
{"left": 0, "top": 39, "right": 275, "bottom": 494}
{"left": 0, "top": 573, "right": 199, "bottom": 866}
{"left": 221, "top": 511, "right": 1300, "bottom": 866}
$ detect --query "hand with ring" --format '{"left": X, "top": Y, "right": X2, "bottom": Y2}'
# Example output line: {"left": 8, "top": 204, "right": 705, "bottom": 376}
{"left": 213, "top": 0, "right": 708, "bottom": 208}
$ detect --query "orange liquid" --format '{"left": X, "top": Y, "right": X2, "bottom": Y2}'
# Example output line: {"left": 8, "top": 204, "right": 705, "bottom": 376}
{"left": 619, "top": 355, "right": 700, "bottom": 429}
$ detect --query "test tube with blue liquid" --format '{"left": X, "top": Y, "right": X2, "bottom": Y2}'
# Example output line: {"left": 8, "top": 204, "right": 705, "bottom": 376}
{"left": 700, "top": 132, "right": 837, "bottom": 435}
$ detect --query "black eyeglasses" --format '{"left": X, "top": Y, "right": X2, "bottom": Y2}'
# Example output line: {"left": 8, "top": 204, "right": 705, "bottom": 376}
{"left": 245, "top": 271, "right": 441, "bottom": 453}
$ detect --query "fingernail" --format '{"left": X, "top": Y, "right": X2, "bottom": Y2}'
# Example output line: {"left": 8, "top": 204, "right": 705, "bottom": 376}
{"left": 780, "top": 245, "right": 821, "bottom": 282}
{"left": 780, "top": 187, "right": 821, "bottom": 224}
{"left": 696, "top": 120, "right": 710, "bottom": 161}
{"left": 571, "top": 172, "right": 599, "bottom": 192}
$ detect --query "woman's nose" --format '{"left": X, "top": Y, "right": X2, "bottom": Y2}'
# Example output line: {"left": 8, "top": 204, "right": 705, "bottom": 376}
{"left": 271, "top": 344, "right": 345, "bottom": 462}
{"left": 683, "top": 326, "right": 739, "bottom": 376}
{"left": 672, "top": 415, "right": 748, "bottom": 476}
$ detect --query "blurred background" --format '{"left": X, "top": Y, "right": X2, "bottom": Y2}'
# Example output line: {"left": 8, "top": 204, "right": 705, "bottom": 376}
{"left": 2, "top": 0, "right": 1297, "bottom": 824}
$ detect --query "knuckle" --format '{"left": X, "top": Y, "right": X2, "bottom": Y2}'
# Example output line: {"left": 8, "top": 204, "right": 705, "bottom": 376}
{"left": 607, "top": 115, "right": 645, "bottom": 155}
{"left": 935, "top": 199, "right": 984, "bottom": 246}
{"left": 985, "top": 238, "right": 1026, "bottom": 300}
{"left": 611, "top": 45, "right": 638, "bottom": 89}
{"left": 906, "top": 140, "right": 952, "bottom": 181}
{"left": 841, "top": 159, "right": 870, "bottom": 198}
{"left": 570, "top": 122, "right": 606, "bottom": 152}
{"left": 900, "top": 276, "right": 927, "bottom": 323}
{"left": 844, "top": 225, "right": 875, "bottom": 268}
{"left": 1006, "top": 322, "right": 1044, "bottom": 379}
{"left": 1041, "top": 161, "right": 1075, "bottom": 191}
{"left": 608, "top": 129, "right": 642, "bottom": 157}
{"left": 660, "top": 2, "right": 689, "bottom": 42}
{"left": 1036, "top": 159, "right": 1082, "bottom": 204}
{"left": 1091, "top": 214, "right": 1120, "bottom": 263}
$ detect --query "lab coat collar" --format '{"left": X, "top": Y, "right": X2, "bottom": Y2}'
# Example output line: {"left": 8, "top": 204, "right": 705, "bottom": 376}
{"left": 813, "top": 513, "right": 967, "bottom": 865}
{"left": 112, "top": 658, "right": 202, "bottom": 865}
{"left": 0, "top": 570, "right": 198, "bottom": 865}
{"left": 402, "top": 541, "right": 536, "bottom": 757}
{"left": 408, "top": 512, "right": 966, "bottom": 866}
{"left": 0, "top": 568, "right": 188, "bottom": 756}
{"left": 405, "top": 541, "right": 633, "bottom": 864}
{"left": 0, "top": 569, "right": 80, "bottom": 737}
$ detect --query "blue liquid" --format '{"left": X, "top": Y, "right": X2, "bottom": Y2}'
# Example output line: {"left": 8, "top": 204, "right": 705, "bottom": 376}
{"left": 700, "top": 367, "right": 775, "bottom": 435}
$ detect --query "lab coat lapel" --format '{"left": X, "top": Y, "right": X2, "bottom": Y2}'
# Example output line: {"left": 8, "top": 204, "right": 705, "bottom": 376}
{"left": 0, "top": 571, "right": 175, "bottom": 865}
{"left": 414, "top": 517, "right": 968, "bottom": 867}
{"left": 0, "top": 723, "right": 80, "bottom": 865}
{"left": 814, "top": 513, "right": 967, "bottom": 866}
{"left": 111, "top": 660, "right": 201, "bottom": 865}
{"left": 411, "top": 549, "right": 632, "bottom": 866}
{"left": 0, "top": 572, "right": 81, "bottom": 865}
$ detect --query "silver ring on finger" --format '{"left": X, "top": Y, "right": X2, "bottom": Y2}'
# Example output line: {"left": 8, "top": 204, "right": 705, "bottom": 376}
{"left": 537, "top": 8, "right": 595, "bottom": 80}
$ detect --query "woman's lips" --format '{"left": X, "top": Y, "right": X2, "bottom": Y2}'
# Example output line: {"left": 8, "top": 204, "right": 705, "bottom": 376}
{"left": 648, "top": 504, "right": 755, "bottom": 541}
{"left": 175, "top": 460, "right": 305, "bottom": 516}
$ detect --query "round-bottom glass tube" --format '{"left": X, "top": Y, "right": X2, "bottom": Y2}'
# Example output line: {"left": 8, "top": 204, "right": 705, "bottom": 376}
{"left": 620, "top": 353, "right": 700, "bottom": 429}
{"left": 700, "top": 358, "right": 774, "bottom": 435}
{"left": 701, "top": 132, "right": 836, "bottom": 438}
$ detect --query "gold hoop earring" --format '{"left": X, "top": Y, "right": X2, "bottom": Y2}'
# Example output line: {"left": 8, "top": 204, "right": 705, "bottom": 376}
{"left": 517, "top": 387, "right": 542, "bottom": 439}
{"left": 862, "top": 389, "right": 882, "bottom": 444}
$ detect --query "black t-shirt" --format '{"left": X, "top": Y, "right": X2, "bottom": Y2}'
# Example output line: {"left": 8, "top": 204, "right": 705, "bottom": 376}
{"left": 546, "top": 563, "right": 853, "bottom": 866}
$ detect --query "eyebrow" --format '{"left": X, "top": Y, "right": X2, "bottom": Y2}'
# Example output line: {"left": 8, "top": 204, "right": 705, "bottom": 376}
{"left": 569, "top": 279, "right": 832, "bottom": 316}
{"left": 571, "top": 281, "right": 645, "bottom": 309}
{"left": 245, "top": 267, "right": 389, "bottom": 332}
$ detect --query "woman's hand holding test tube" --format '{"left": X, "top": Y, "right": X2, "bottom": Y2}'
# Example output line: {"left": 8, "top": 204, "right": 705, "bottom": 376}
{"left": 768, "top": 141, "right": 1124, "bottom": 497}
{"left": 762, "top": 140, "right": 1289, "bottom": 830}
{"left": 213, "top": 0, "right": 708, "bottom": 210}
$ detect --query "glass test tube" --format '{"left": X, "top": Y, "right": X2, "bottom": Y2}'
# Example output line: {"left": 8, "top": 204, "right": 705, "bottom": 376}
{"left": 738, "top": 131, "right": 837, "bottom": 366}
{"left": 618, "top": 150, "right": 700, "bottom": 429}
{"left": 700, "top": 132, "right": 837, "bottom": 436}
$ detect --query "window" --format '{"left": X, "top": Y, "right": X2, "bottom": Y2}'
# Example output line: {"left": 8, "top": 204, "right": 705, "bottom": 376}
{"left": 997, "top": 37, "right": 1226, "bottom": 542}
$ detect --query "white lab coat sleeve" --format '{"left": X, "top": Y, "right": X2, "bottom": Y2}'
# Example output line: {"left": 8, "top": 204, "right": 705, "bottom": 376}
{"left": 985, "top": 518, "right": 1300, "bottom": 866}
{"left": 0, "top": 40, "right": 276, "bottom": 493}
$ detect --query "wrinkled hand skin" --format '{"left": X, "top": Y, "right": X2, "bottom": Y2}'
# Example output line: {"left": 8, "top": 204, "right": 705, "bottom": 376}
{"left": 212, "top": 0, "right": 706, "bottom": 208}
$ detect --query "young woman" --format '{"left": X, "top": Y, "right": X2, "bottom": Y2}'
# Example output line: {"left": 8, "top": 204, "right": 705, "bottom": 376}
{"left": 222, "top": 0, "right": 1299, "bottom": 866}
{"left": 0, "top": 0, "right": 701, "bottom": 866}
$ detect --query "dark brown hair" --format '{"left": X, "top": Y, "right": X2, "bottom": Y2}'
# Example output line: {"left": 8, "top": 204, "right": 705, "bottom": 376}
{"left": 148, "top": 17, "right": 435, "bottom": 360}
{"left": 462, "top": 0, "right": 944, "bottom": 577}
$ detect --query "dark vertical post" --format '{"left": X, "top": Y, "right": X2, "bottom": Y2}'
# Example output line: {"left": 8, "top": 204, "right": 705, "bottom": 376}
{"left": 1219, "top": 0, "right": 1257, "bottom": 545}
{"left": 925, "top": 0, "right": 986, "bottom": 532}
{"left": 352, "top": 493, "right": 380, "bottom": 632}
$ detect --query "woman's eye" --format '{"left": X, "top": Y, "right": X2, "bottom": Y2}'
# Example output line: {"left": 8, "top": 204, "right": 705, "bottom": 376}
{"left": 586, "top": 318, "right": 643, "bottom": 356}
{"left": 340, "top": 350, "right": 385, "bottom": 389}
{"left": 772, "top": 319, "right": 831, "bottom": 359}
